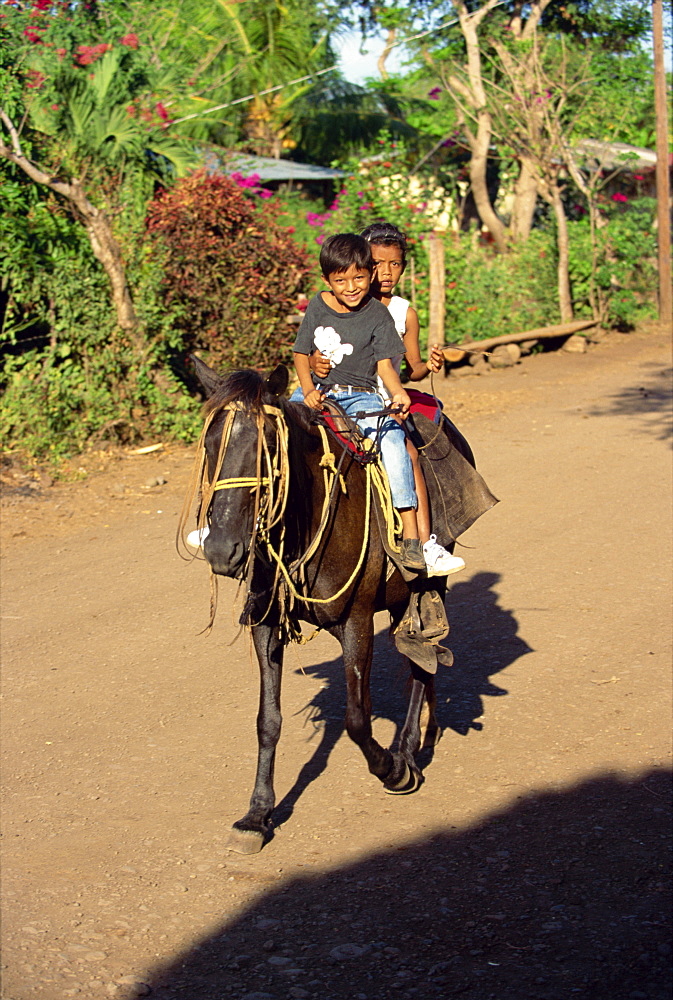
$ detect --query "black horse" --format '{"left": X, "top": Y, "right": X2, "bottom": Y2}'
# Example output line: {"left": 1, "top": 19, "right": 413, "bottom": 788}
{"left": 181, "top": 358, "right": 471, "bottom": 854}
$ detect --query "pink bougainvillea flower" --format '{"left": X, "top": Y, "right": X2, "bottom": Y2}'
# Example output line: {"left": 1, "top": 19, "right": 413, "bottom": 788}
{"left": 258, "top": 189, "right": 273, "bottom": 199}
{"left": 75, "top": 42, "right": 111, "bottom": 65}
{"left": 23, "top": 26, "right": 45, "bottom": 43}
{"left": 120, "top": 33, "right": 139, "bottom": 48}
{"left": 25, "top": 69, "right": 46, "bottom": 88}
{"left": 611, "top": 192, "right": 628, "bottom": 203}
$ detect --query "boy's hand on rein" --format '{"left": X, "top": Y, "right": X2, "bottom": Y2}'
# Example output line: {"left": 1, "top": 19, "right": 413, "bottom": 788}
{"left": 391, "top": 390, "right": 411, "bottom": 417}
{"left": 309, "top": 351, "right": 331, "bottom": 379}
{"left": 428, "top": 344, "right": 445, "bottom": 374}
{"left": 303, "top": 388, "right": 326, "bottom": 410}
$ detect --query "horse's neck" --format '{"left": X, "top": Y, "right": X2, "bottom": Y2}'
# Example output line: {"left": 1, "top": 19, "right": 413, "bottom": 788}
{"left": 285, "top": 406, "right": 359, "bottom": 544}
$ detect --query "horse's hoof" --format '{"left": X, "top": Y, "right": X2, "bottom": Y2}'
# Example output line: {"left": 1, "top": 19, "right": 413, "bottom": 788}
{"left": 383, "top": 763, "right": 423, "bottom": 795}
{"left": 226, "top": 827, "right": 266, "bottom": 854}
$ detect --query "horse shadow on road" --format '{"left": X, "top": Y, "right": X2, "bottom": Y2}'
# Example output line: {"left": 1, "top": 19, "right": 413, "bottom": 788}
{"left": 273, "top": 570, "right": 532, "bottom": 828}
{"left": 586, "top": 363, "right": 673, "bottom": 444}
{"left": 133, "top": 768, "right": 672, "bottom": 1000}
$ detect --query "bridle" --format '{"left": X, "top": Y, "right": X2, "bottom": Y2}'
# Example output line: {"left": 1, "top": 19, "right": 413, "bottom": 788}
{"left": 179, "top": 397, "right": 402, "bottom": 637}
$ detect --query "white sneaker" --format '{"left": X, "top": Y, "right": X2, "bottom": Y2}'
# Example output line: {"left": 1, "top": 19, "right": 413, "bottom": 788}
{"left": 423, "top": 534, "right": 465, "bottom": 577}
{"left": 186, "top": 526, "right": 210, "bottom": 550}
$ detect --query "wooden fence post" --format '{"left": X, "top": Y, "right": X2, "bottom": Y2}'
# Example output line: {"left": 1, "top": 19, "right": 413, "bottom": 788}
{"left": 427, "top": 230, "right": 446, "bottom": 365}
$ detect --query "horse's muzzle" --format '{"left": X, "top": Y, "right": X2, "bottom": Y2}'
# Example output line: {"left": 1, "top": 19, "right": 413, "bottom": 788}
{"left": 203, "top": 533, "right": 247, "bottom": 578}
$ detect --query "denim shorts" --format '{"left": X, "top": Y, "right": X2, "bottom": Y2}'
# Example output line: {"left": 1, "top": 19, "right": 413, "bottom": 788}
{"left": 289, "top": 386, "right": 416, "bottom": 510}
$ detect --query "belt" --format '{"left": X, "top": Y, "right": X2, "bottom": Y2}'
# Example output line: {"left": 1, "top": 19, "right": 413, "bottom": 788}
{"left": 323, "top": 384, "right": 378, "bottom": 394}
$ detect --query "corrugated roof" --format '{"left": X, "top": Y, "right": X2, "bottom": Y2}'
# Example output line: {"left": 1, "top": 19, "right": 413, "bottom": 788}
{"left": 204, "top": 151, "right": 344, "bottom": 181}
{"left": 573, "top": 140, "right": 658, "bottom": 172}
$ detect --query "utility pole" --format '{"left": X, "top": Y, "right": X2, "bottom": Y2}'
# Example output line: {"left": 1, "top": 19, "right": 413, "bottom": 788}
{"left": 652, "top": 0, "right": 672, "bottom": 327}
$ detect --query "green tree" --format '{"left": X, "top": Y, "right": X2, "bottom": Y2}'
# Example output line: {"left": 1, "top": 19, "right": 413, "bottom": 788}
{"left": 0, "top": 2, "right": 195, "bottom": 340}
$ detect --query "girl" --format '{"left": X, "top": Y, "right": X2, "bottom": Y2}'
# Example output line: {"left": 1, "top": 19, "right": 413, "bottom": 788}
{"left": 312, "top": 222, "right": 464, "bottom": 577}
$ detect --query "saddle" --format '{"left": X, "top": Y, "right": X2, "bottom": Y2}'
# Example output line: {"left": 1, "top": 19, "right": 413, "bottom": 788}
{"left": 318, "top": 395, "right": 498, "bottom": 545}
{"left": 318, "top": 393, "right": 499, "bottom": 675}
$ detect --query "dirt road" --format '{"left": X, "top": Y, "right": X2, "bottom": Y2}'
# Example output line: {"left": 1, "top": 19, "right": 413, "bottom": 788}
{"left": 1, "top": 327, "right": 671, "bottom": 1000}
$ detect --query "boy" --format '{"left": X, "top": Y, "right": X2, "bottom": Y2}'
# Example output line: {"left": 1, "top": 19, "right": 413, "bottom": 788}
{"left": 292, "top": 232, "right": 426, "bottom": 573}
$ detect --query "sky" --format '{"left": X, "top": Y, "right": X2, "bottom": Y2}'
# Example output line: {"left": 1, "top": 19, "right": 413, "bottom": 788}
{"left": 334, "top": 16, "right": 672, "bottom": 82}
{"left": 332, "top": 29, "right": 409, "bottom": 84}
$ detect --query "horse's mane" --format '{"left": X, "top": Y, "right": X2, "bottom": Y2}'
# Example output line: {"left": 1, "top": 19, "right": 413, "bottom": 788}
{"left": 205, "top": 369, "right": 266, "bottom": 415}
{"left": 204, "top": 367, "right": 322, "bottom": 442}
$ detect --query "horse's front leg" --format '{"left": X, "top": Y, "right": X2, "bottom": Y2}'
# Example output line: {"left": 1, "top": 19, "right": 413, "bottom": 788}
{"left": 337, "top": 617, "right": 420, "bottom": 794}
{"left": 227, "top": 623, "right": 283, "bottom": 854}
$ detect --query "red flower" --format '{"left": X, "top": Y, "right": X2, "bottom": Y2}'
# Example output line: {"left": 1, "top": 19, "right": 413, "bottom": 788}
{"left": 611, "top": 192, "right": 628, "bottom": 203}
{"left": 33, "top": 0, "right": 53, "bottom": 10}
{"left": 56, "top": 47, "right": 66, "bottom": 58}
{"left": 25, "top": 69, "right": 46, "bottom": 88}
{"left": 75, "top": 43, "right": 111, "bottom": 66}
{"left": 23, "top": 26, "right": 45, "bottom": 44}
{"left": 120, "top": 33, "right": 139, "bottom": 49}
{"left": 155, "top": 102, "right": 169, "bottom": 121}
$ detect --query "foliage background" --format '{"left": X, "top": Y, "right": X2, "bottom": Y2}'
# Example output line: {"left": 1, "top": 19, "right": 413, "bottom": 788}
{"left": 0, "top": 0, "right": 666, "bottom": 466}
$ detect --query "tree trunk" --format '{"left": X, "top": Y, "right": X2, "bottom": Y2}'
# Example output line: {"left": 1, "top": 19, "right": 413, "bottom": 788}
{"left": 511, "top": 157, "right": 538, "bottom": 241}
{"left": 449, "top": 1, "right": 508, "bottom": 253}
{"left": 0, "top": 113, "right": 140, "bottom": 343}
{"left": 549, "top": 187, "right": 573, "bottom": 323}
{"left": 377, "top": 28, "right": 397, "bottom": 80}
{"left": 81, "top": 210, "right": 139, "bottom": 338}
{"left": 469, "top": 113, "right": 507, "bottom": 252}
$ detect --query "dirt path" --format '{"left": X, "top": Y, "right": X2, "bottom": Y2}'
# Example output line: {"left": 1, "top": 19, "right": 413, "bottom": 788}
{"left": 1, "top": 327, "right": 671, "bottom": 1000}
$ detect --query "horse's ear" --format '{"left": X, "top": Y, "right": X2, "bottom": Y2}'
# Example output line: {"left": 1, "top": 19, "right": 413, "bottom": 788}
{"left": 189, "top": 355, "right": 223, "bottom": 399}
{"left": 264, "top": 364, "right": 289, "bottom": 398}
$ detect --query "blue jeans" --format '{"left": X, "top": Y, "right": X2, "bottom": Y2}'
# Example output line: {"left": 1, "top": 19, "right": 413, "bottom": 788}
{"left": 289, "top": 386, "right": 417, "bottom": 510}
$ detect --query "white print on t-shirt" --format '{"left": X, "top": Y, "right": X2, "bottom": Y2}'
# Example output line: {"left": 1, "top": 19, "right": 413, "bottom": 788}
{"left": 313, "top": 326, "right": 354, "bottom": 368}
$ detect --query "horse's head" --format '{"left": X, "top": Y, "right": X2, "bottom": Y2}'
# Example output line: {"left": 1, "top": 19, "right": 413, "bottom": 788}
{"left": 184, "top": 357, "right": 290, "bottom": 579}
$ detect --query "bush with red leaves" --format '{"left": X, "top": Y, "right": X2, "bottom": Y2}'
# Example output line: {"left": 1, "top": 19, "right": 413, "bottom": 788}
{"left": 145, "top": 171, "right": 313, "bottom": 371}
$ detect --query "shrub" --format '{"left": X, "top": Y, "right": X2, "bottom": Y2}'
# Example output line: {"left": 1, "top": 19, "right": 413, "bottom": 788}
{"left": 0, "top": 169, "right": 202, "bottom": 463}
{"left": 567, "top": 196, "right": 657, "bottom": 328}
{"left": 443, "top": 230, "right": 560, "bottom": 342}
{"left": 145, "top": 171, "right": 313, "bottom": 370}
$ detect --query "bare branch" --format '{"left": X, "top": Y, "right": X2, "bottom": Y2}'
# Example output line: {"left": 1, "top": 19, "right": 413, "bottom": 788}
{"left": 452, "top": 0, "right": 503, "bottom": 32}
{"left": 0, "top": 108, "right": 78, "bottom": 202}
{"left": 520, "top": 0, "right": 553, "bottom": 42}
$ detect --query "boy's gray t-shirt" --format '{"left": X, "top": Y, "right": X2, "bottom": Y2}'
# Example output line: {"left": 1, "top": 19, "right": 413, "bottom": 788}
{"left": 293, "top": 292, "right": 404, "bottom": 390}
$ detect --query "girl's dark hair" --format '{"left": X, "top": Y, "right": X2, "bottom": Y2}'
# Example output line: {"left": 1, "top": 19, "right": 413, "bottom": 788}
{"left": 360, "top": 221, "right": 408, "bottom": 269}
{"left": 319, "top": 233, "right": 373, "bottom": 276}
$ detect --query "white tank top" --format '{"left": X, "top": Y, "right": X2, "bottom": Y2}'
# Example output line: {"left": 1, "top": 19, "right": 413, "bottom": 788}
{"left": 378, "top": 295, "right": 409, "bottom": 399}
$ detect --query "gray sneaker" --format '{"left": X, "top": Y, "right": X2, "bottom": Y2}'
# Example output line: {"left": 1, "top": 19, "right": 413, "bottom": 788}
{"left": 400, "top": 537, "right": 427, "bottom": 573}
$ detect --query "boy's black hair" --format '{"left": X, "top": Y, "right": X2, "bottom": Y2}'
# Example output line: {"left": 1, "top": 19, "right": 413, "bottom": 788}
{"left": 320, "top": 233, "right": 373, "bottom": 276}
{"left": 360, "top": 221, "right": 408, "bottom": 270}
